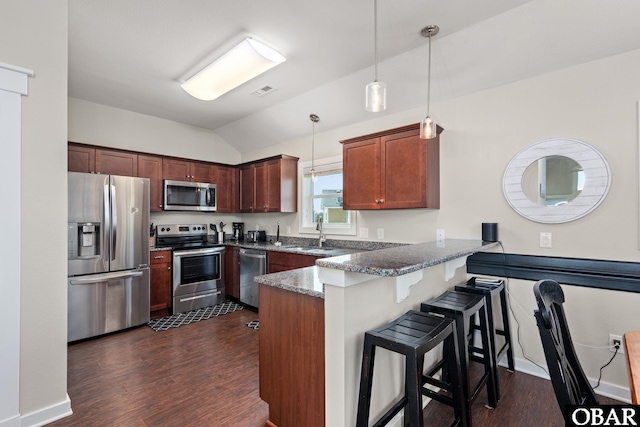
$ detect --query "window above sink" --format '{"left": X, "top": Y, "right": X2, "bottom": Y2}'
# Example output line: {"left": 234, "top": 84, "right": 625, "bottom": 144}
{"left": 299, "top": 156, "right": 357, "bottom": 236}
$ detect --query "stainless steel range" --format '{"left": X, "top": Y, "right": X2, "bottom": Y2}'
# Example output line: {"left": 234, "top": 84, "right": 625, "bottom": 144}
{"left": 156, "top": 224, "right": 225, "bottom": 314}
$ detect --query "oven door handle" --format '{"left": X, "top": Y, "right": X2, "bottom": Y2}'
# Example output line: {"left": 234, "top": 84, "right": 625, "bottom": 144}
{"left": 179, "top": 290, "right": 222, "bottom": 303}
{"left": 173, "top": 248, "right": 223, "bottom": 257}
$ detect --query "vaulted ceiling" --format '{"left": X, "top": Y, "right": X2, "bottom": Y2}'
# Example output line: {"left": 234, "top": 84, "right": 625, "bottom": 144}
{"left": 69, "top": 0, "right": 640, "bottom": 153}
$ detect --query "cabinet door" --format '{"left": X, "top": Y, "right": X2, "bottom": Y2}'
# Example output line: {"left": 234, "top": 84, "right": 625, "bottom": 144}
{"left": 239, "top": 164, "right": 255, "bottom": 212}
{"left": 163, "top": 158, "right": 191, "bottom": 181}
{"left": 95, "top": 149, "right": 138, "bottom": 176}
{"left": 342, "top": 138, "right": 381, "bottom": 210}
{"left": 212, "top": 165, "right": 236, "bottom": 213}
{"left": 225, "top": 246, "right": 240, "bottom": 298}
{"left": 191, "top": 161, "right": 212, "bottom": 182}
{"left": 68, "top": 144, "right": 95, "bottom": 173}
{"left": 150, "top": 251, "right": 172, "bottom": 318}
{"left": 265, "top": 159, "right": 281, "bottom": 212}
{"left": 380, "top": 129, "right": 427, "bottom": 209}
{"left": 254, "top": 162, "right": 268, "bottom": 211}
{"left": 138, "top": 154, "right": 163, "bottom": 212}
{"left": 267, "top": 251, "right": 318, "bottom": 273}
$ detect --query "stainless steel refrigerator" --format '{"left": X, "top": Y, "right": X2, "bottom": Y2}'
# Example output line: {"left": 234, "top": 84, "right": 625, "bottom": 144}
{"left": 67, "top": 172, "right": 150, "bottom": 342}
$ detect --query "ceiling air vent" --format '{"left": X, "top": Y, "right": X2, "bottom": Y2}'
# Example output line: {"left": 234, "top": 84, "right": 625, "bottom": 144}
{"left": 251, "top": 85, "right": 276, "bottom": 97}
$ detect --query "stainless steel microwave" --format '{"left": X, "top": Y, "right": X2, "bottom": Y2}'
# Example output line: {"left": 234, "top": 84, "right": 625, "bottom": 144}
{"left": 163, "top": 180, "right": 216, "bottom": 212}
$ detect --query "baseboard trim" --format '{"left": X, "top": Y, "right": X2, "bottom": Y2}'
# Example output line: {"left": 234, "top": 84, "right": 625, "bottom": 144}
{"left": 507, "top": 357, "right": 631, "bottom": 404}
{"left": 18, "top": 395, "right": 72, "bottom": 427}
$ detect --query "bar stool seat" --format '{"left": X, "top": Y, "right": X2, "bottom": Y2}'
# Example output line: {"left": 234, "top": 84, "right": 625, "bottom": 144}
{"left": 455, "top": 277, "right": 516, "bottom": 402}
{"left": 421, "top": 291, "right": 498, "bottom": 412}
{"left": 356, "top": 310, "right": 468, "bottom": 427}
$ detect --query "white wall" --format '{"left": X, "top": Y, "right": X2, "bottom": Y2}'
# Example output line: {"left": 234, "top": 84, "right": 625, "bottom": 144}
{"left": 68, "top": 97, "right": 242, "bottom": 164}
{"left": 242, "top": 48, "right": 640, "bottom": 400}
{"left": 0, "top": 0, "right": 70, "bottom": 424}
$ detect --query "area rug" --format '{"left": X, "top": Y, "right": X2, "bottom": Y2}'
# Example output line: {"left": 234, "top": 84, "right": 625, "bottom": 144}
{"left": 148, "top": 301, "right": 243, "bottom": 332}
{"left": 246, "top": 320, "right": 259, "bottom": 330}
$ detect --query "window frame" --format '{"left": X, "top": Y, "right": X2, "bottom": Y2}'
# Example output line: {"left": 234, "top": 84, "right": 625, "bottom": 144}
{"left": 298, "top": 156, "right": 357, "bottom": 236}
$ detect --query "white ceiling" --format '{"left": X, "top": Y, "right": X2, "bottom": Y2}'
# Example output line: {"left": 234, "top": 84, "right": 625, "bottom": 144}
{"left": 69, "top": 0, "right": 640, "bottom": 153}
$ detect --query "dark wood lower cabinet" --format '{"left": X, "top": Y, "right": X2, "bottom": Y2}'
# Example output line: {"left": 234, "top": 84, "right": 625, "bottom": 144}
{"left": 267, "top": 251, "right": 319, "bottom": 273}
{"left": 225, "top": 246, "right": 240, "bottom": 299}
{"left": 150, "top": 250, "right": 172, "bottom": 319}
{"left": 259, "top": 284, "right": 324, "bottom": 427}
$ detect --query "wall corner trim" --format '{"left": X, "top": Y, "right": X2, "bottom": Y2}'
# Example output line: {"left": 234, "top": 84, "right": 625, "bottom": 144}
{"left": 0, "top": 62, "right": 34, "bottom": 95}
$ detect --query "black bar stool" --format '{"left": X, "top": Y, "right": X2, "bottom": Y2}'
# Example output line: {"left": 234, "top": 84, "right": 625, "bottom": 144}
{"left": 420, "top": 291, "right": 498, "bottom": 412}
{"left": 356, "top": 310, "right": 468, "bottom": 427}
{"left": 455, "top": 277, "right": 516, "bottom": 401}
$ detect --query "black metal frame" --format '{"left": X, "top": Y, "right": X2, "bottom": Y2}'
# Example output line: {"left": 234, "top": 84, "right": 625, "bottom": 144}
{"left": 533, "top": 279, "right": 599, "bottom": 416}
{"left": 467, "top": 252, "right": 640, "bottom": 293}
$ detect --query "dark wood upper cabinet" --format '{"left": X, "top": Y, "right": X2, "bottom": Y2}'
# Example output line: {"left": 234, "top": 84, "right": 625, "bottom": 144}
{"left": 138, "top": 154, "right": 163, "bottom": 212}
{"left": 68, "top": 143, "right": 138, "bottom": 176}
{"left": 162, "top": 158, "right": 212, "bottom": 182}
{"left": 68, "top": 143, "right": 296, "bottom": 215}
{"left": 239, "top": 156, "right": 298, "bottom": 213}
{"left": 95, "top": 149, "right": 138, "bottom": 176}
{"left": 342, "top": 123, "right": 440, "bottom": 210}
{"left": 239, "top": 164, "right": 256, "bottom": 213}
{"left": 211, "top": 164, "right": 237, "bottom": 213}
{"left": 68, "top": 144, "right": 95, "bottom": 173}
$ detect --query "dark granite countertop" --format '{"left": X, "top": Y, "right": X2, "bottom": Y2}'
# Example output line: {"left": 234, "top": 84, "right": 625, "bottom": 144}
{"left": 254, "top": 266, "right": 323, "bottom": 299}
{"left": 151, "top": 240, "right": 366, "bottom": 257}
{"left": 255, "top": 239, "right": 499, "bottom": 299}
{"left": 315, "top": 239, "right": 499, "bottom": 276}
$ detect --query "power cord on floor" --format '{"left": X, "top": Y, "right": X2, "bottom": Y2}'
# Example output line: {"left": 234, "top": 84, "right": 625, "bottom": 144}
{"left": 594, "top": 343, "right": 620, "bottom": 389}
{"left": 496, "top": 241, "right": 550, "bottom": 375}
{"left": 493, "top": 241, "right": 619, "bottom": 385}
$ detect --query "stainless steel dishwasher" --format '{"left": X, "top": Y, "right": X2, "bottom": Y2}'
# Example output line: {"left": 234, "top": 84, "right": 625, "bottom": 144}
{"left": 239, "top": 248, "right": 266, "bottom": 308}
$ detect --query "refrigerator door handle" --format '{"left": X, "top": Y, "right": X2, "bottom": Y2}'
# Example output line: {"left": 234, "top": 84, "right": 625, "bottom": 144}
{"left": 110, "top": 182, "right": 117, "bottom": 261}
{"left": 69, "top": 270, "right": 144, "bottom": 285}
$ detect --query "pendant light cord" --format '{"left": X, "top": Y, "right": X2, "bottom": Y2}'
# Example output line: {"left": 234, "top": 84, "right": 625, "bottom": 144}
{"left": 426, "top": 31, "right": 431, "bottom": 116}
{"left": 311, "top": 120, "right": 315, "bottom": 170}
{"left": 373, "top": 0, "right": 378, "bottom": 82}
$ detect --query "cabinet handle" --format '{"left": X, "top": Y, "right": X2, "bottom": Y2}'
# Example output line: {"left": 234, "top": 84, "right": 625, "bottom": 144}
{"left": 168, "top": 267, "right": 171, "bottom": 270}
{"left": 154, "top": 255, "right": 165, "bottom": 259}
{"left": 375, "top": 199, "right": 380, "bottom": 204}
{"left": 159, "top": 205, "right": 163, "bottom": 208}
{"left": 380, "top": 199, "right": 384, "bottom": 204}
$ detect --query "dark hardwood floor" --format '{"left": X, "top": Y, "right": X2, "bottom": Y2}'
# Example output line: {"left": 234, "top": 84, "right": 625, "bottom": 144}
{"left": 49, "top": 309, "right": 267, "bottom": 427}
{"left": 48, "top": 308, "right": 622, "bottom": 427}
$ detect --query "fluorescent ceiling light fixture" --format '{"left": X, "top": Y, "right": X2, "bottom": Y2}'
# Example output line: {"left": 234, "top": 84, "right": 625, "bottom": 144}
{"left": 181, "top": 38, "right": 286, "bottom": 101}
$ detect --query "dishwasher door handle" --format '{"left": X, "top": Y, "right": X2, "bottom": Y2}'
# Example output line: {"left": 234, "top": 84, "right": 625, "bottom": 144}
{"left": 241, "top": 253, "right": 266, "bottom": 259}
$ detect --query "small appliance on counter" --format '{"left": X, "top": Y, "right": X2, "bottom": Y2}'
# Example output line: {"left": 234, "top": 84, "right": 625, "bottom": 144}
{"left": 232, "top": 222, "right": 244, "bottom": 242}
{"left": 246, "top": 230, "right": 266, "bottom": 243}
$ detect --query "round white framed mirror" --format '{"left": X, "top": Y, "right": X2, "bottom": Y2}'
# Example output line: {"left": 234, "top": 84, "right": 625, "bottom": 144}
{"left": 503, "top": 138, "right": 610, "bottom": 223}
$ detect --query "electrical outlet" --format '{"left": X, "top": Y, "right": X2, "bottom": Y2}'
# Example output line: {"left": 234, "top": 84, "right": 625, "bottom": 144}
{"left": 436, "top": 229, "right": 445, "bottom": 241}
{"left": 610, "top": 334, "right": 624, "bottom": 354}
{"left": 377, "top": 228, "right": 384, "bottom": 239}
{"left": 540, "top": 232, "right": 552, "bottom": 248}
{"left": 286, "top": 226, "right": 291, "bottom": 235}
{"left": 359, "top": 227, "right": 369, "bottom": 238}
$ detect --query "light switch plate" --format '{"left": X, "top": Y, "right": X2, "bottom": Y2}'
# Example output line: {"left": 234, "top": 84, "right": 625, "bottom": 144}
{"left": 436, "top": 229, "right": 445, "bottom": 241}
{"left": 540, "top": 232, "right": 552, "bottom": 248}
{"left": 377, "top": 228, "right": 384, "bottom": 239}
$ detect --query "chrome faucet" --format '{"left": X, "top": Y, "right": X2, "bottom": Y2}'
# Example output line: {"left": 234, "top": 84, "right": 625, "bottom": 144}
{"left": 316, "top": 218, "right": 326, "bottom": 248}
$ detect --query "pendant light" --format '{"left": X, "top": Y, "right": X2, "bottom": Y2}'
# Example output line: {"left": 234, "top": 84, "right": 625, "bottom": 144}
{"left": 310, "top": 114, "right": 320, "bottom": 182}
{"left": 365, "top": 0, "right": 386, "bottom": 112}
{"left": 420, "top": 25, "right": 439, "bottom": 139}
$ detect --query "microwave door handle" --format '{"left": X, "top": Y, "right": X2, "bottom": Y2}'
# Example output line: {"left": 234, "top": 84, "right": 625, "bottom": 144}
{"left": 110, "top": 183, "right": 117, "bottom": 261}
{"left": 205, "top": 186, "right": 210, "bottom": 206}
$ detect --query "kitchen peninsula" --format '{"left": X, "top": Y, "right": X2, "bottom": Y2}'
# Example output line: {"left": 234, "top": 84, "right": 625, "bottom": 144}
{"left": 256, "top": 239, "right": 499, "bottom": 427}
